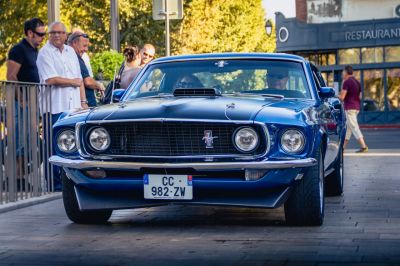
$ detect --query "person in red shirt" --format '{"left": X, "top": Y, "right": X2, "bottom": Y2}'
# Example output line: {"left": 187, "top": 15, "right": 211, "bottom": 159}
{"left": 339, "top": 65, "right": 368, "bottom": 153}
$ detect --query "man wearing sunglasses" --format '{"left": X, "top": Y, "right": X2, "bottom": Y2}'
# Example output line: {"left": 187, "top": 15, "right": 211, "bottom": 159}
{"left": 139, "top": 43, "right": 156, "bottom": 68}
{"left": 6, "top": 18, "right": 46, "bottom": 191}
{"left": 266, "top": 69, "right": 289, "bottom": 90}
{"left": 6, "top": 18, "right": 46, "bottom": 83}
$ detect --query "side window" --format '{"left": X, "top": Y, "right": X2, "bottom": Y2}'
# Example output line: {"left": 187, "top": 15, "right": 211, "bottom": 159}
{"left": 310, "top": 64, "right": 326, "bottom": 89}
{"left": 312, "top": 72, "right": 322, "bottom": 89}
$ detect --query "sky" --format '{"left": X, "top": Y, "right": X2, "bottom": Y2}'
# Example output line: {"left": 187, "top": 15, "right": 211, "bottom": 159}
{"left": 262, "top": 0, "right": 296, "bottom": 22}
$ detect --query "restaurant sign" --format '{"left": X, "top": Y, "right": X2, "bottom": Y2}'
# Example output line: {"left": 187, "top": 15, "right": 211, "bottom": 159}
{"left": 345, "top": 28, "right": 400, "bottom": 41}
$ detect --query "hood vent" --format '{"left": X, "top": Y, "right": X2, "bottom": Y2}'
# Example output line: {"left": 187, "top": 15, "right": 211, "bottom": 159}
{"left": 173, "top": 88, "right": 222, "bottom": 97}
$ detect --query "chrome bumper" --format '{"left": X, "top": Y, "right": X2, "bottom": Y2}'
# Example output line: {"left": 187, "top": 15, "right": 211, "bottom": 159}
{"left": 49, "top": 155, "right": 317, "bottom": 171}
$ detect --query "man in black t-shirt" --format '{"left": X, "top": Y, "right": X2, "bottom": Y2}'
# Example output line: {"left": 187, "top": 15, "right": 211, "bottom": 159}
{"left": 6, "top": 18, "right": 46, "bottom": 191}
{"left": 68, "top": 31, "right": 105, "bottom": 107}
{"left": 7, "top": 18, "right": 46, "bottom": 82}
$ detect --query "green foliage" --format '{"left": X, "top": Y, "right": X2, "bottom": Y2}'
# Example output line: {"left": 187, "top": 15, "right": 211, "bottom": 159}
{"left": 61, "top": 0, "right": 112, "bottom": 53}
{"left": 0, "top": 0, "right": 47, "bottom": 65}
{"left": 90, "top": 50, "right": 124, "bottom": 80}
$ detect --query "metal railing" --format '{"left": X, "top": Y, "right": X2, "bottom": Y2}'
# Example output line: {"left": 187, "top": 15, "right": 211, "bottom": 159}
{"left": 0, "top": 81, "right": 56, "bottom": 204}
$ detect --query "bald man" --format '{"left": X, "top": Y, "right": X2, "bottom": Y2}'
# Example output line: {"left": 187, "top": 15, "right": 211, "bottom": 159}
{"left": 139, "top": 44, "right": 156, "bottom": 67}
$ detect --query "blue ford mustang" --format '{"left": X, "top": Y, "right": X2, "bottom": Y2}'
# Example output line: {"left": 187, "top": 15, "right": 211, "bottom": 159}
{"left": 50, "top": 53, "right": 346, "bottom": 226}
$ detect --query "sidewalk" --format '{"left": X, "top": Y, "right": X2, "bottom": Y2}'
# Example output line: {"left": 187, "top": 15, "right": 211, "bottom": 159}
{"left": 0, "top": 193, "right": 61, "bottom": 214}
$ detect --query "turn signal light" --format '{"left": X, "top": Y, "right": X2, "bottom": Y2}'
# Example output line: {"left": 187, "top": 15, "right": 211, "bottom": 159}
{"left": 84, "top": 169, "right": 106, "bottom": 179}
{"left": 245, "top": 170, "right": 267, "bottom": 181}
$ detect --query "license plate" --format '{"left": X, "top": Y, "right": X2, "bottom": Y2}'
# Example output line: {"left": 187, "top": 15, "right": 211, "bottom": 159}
{"left": 143, "top": 174, "right": 193, "bottom": 200}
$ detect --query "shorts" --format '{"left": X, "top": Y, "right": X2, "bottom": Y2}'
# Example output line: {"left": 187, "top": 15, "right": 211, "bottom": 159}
{"left": 345, "top": 109, "right": 363, "bottom": 140}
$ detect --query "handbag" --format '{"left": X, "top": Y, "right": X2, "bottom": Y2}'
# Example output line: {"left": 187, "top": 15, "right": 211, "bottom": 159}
{"left": 102, "top": 63, "right": 125, "bottom": 104}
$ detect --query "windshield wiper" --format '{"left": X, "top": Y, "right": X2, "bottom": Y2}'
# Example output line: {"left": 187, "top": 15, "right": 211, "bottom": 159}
{"left": 145, "top": 93, "right": 174, "bottom": 98}
{"left": 229, "top": 92, "right": 285, "bottom": 100}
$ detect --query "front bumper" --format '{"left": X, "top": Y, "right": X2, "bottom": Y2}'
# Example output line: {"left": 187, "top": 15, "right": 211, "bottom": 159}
{"left": 52, "top": 156, "right": 316, "bottom": 211}
{"left": 49, "top": 156, "right": 317, "bottom": 170}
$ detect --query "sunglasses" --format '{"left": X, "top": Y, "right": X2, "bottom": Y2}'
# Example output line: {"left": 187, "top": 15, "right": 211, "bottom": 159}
{"left": 49, "top": 31, "right": 66, "bottom": 35}
{"left": 70, "top": 33, "right": 90, "bottom": 41}
{"left": 33, "top": 30, "right": 46, "bottom": 37}
{"left": 143, "top": 52, "right": 154, "bottom": 58}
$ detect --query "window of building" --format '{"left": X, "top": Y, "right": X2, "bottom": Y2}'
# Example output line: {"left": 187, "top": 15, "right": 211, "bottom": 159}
{"left": 385, "top": 46, "right": 400, "bottom": 62}
{"left": 339, "top": 48, "right": 360, "bottom": 65}
{"left": 361, "top": 47, "right": 383, "bottom": 64}
{"left": 387, "top": 69, "right": 400, "bottom": 111}
{"left": 295, "top": 52, "right": 336, "bottom": 66}
{"left": 319, "top": 53, "right": 336, "bottom": 66}
{"left": 363, "top": 69, "right": 384, "bottom": 111}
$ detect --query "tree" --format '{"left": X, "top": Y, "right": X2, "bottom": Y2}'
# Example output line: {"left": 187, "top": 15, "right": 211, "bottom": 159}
{"left": 0, "top": 0, "right": 47, "bottom": 65}
{"left": 171, "top": 0, "right": 275, "bottom": 55}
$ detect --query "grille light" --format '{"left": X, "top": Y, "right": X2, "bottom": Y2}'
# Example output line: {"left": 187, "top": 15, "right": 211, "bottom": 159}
{"left": 280, "top": 129, "right": 305, "bottom": 154}
{"left": 89, "top": 127, "right": 111, "bottom": 151}
{"left": 57, "top": 129, "right": 76, "bottom": 153}
{"left": 233, "top": 127, "right": 259, "bottom": 153}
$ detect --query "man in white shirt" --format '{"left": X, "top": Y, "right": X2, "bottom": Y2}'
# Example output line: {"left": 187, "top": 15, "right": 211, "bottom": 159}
{"left": 36, "top": 21, "right": 88, "bottom": 191}
{"left": 37, "top": 21, "right": 88, "bottom": 114}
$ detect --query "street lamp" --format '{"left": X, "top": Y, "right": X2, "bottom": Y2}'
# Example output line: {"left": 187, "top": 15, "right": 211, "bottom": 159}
{"left": 265, "top": 20, "right": 273, "bottom": 36}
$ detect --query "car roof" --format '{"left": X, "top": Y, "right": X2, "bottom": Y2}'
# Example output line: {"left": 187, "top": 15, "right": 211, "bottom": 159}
{"left": 150, "top": 52, "right": 306, "bottom": 64}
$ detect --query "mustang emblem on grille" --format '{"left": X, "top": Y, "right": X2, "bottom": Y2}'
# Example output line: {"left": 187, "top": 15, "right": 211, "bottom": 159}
{"left": 202, "top": 130, "right": 218, "bottom": 149}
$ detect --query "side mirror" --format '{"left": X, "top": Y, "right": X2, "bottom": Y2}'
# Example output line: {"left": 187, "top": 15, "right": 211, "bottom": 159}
{"left": 112, "top": 89, "right": 125, "bottom": 103}
{"left": 318, "top": 87, "right": 335, "bottom": 99}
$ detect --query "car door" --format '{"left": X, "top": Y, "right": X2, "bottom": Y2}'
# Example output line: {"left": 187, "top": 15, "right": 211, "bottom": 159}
{"left": 310, "top": 64, "right": 341, "bottom": 170}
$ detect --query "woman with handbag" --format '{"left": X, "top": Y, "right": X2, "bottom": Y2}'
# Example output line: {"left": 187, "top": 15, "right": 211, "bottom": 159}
{"left": 102, "top": 45, "right": 141, "bottom": 104}
{"left": 119, "top": 45, "right": 141, "bottom": 90}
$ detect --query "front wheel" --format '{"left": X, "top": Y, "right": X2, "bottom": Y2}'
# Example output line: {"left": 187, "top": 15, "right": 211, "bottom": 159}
{"left": 284, "top": 147, "right": 324, "bottom": 226}
{"left": 62, "top": 170, "right": 112, "bottom": 224}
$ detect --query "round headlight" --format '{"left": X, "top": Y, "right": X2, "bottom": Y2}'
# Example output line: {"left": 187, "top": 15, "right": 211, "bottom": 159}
{"left": 57, "top": 129, "right": 76, "bottom": 153}
{"left": 89, "top": 127, "right": 110, "bottom": 151}
{"left": 280, "top": 129, "right": 305, "bottom": 154}
{"left": 233, "top": 127, "right": 259, "bottom": 153}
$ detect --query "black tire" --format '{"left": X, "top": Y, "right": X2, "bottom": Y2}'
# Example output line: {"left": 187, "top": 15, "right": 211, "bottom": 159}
{"left": 62, "top": 170, "right": 112, "bottom": 224}
{"left": 325, "top": 146, "right": 344, "bottom": 196}
{"left": 284, "top": 147, "right": 324, "bottom": 226}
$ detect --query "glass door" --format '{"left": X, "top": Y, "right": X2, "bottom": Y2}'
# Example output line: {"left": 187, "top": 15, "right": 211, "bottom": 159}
{"left": 362, "top": 69, "right": 384, "bottom": 112}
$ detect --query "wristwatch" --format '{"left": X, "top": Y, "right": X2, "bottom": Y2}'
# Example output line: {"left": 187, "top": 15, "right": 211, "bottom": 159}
{"left": 81, "top": 100, "right": 88, "bottom": 104}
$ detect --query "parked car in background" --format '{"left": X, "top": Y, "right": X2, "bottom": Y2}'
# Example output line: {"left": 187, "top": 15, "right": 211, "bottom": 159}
{"left": 50, "top": 53, "right": 346, "bottom": 226}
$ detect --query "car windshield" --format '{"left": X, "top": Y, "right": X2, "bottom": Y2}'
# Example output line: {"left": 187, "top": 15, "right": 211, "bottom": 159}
{"left": 124, "top": 59, "right": 311, "bottom": 100}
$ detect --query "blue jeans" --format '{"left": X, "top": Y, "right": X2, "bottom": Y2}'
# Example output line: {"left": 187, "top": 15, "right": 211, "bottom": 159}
{"left": 14, "top": 101, "right": 29, "bottom": 157}
{"left": 43, "top": 112, "right": 62, "bottom": 191}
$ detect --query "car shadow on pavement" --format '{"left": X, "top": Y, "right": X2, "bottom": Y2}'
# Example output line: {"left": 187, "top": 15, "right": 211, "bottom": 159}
{"left": 64, "top": 206, "right": 288, "bottom": 228}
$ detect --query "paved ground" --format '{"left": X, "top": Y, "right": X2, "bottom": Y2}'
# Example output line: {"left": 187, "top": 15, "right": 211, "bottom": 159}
{"left": 0, "top": 129, "right": 399, "bottom": 266}
{"left": 346, "top": 128, "right": 399, "bottom": 150}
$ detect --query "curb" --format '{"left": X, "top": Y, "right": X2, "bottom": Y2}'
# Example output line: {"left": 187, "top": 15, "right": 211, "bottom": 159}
{"left": 0, "top": 193, "right": 62, "bottom": 214}
{"left": 360, "top": 124, "right": 400, "bottom": 129}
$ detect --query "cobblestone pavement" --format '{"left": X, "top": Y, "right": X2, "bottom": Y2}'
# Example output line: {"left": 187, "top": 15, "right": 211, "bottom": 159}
{"left": 0, "top": 131, "right": 400, "bottom": 265}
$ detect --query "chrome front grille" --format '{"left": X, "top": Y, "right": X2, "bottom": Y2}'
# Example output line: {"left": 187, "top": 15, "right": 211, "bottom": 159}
{"left": 81, "top": 121, "right": 267, "bottom": 158}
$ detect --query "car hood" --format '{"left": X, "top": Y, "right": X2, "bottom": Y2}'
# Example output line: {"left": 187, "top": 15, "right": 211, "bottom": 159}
{"left": 86, "top": 96, "right": 314, "bottom": 122}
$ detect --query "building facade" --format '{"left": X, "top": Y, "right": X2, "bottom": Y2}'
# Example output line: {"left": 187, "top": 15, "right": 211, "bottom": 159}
{"left": 276, "top": 0, "right": 400, "bottom": 124}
